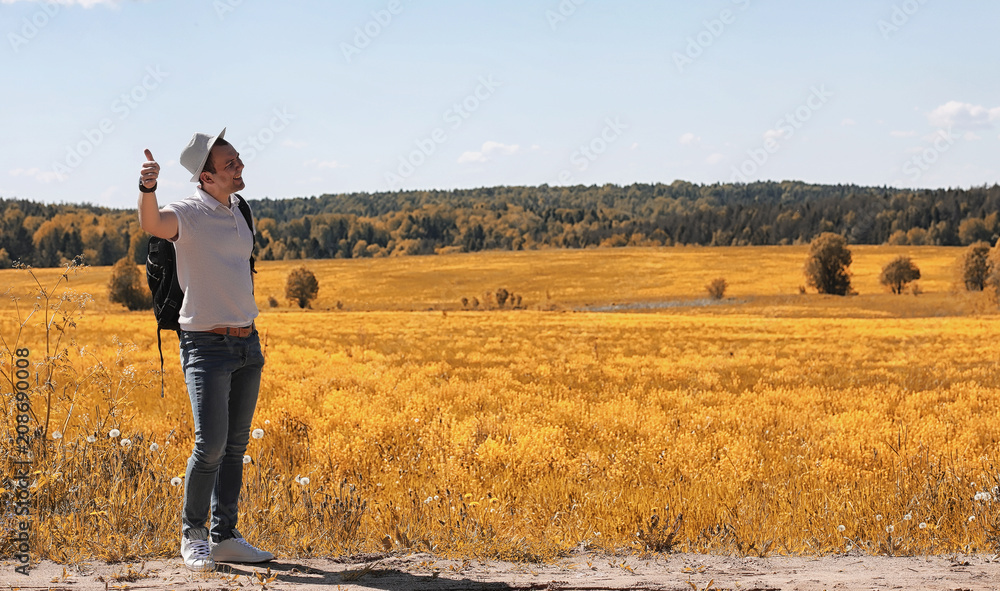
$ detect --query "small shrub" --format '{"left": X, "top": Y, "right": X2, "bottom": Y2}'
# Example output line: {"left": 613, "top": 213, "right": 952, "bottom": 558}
{"left": 706, "top": 278, "right": 727, "bottom": 300}
{"left": 496, "top": 288, "right": 510, "bottom": 308}
{"left": 637, "top": 512, "right": 683, "bottom": 553}
{"left": 267, "top": 296, "right": 279, "bottom": 308}
{"left": 108, "top": 258, "right": 151, "bottom": 311}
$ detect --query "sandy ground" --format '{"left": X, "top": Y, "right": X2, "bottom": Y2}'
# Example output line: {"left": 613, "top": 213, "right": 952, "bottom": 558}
{"left": 4, "top": 552, "right": 1000, "bottom": 591}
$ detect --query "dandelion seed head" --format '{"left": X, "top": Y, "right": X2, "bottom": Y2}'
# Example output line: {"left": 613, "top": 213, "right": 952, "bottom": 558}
{"left": 243, "top": 455, "right": 252, "bottom": 464}
{"left": 919, "top": 522, "right": 927, "bottom": 529}
{"left": 251, "top": 428, "right": 264, "bottom": 440}
{"left": 86, "top": 435, "right": 96, "bottom": 443}
{"left": 120, "top": 438, "right": 131, "bottom": 448}
{"left": 969, "top": 515, "right": 976, "bottom": 522}
{"left": 170, "top": 477, "right": 182, "bottom": 487}
{"left": 886, "top": 525, "right": 894, "bottom": 533}
{"left": 108, "top": 429, "right": 120, "bottom": 438}
{"left": 149, "top": 443, "right": 159, "bottom": 452}
{"left": 837, "top": 525, "right": 845, "bottom": 532}
{"left": 903, "top": 513, "right": 912, "bottom": 521}
{"left": 875, "top": 514, "right": 883, "bottom": 522}
{"left": 52, "top": 431, "right": 62, "bottom": 440}
{"left": 264, "top": 420, "right": 270, "bottom": 425}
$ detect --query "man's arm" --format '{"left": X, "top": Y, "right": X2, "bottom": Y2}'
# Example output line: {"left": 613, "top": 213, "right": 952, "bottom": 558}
{"left": 137, "top": 149, "right": 179, "bottom": 240}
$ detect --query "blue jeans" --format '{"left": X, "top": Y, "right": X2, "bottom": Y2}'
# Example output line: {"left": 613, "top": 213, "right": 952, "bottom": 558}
{"left": 178, "top": 329, "right": 264, "bottom": 542}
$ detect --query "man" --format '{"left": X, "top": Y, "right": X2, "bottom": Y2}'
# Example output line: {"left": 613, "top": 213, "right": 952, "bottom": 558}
{"left": 138, "top": 129, "right": 273, "bottom": 572}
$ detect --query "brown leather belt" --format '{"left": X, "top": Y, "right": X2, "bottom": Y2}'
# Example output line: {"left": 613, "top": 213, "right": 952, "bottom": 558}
{"left": 206, "top": 324, "right": 254, "bottom": 338}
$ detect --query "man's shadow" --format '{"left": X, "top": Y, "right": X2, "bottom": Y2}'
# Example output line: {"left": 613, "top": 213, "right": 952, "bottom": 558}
{"left": 216, "top": 556, "right": 517, "bottom": 590}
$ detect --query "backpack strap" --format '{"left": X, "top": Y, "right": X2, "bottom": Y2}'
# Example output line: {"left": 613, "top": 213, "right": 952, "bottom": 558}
{"left": 157, "top": 328, "right": 165, "bottom": 398}
{"left": 235, "top": 194, "right": 256, "bottom": 275}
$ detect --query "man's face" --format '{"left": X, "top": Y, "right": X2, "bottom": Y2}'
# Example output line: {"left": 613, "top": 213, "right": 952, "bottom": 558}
{"left": 204, "top": 144, "right": 245, "bottom": 196}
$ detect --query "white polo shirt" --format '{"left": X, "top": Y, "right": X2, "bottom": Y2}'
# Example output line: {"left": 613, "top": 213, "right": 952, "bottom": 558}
{"left": 163, "top": 187, "right": 258, "bottom": 332}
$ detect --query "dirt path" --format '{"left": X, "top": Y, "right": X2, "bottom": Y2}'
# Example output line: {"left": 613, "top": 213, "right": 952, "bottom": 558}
{"left": 4, "top": 552, "right": 1000, "bottom": 590}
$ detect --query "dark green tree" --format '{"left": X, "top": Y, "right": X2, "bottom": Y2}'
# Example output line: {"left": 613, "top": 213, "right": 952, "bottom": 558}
{"left": 961, "top": 242, "right": 991, "bottom": 291}
{"left": 803, "top": 233, "right": 853, "bottom": 295}
{"left": 285, "top": 266, "right": 319, "bottom": 309}
{"left": 879, "top": 256, "right": 921, "bottom": 294}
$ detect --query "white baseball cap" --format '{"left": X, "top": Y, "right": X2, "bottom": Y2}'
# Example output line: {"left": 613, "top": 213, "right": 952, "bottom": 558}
{"left": 179, "top": 128, "right": 226, "bottom": 182}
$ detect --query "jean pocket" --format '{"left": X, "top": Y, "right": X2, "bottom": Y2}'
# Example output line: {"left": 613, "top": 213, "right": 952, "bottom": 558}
{"left": 181, "top": 331, "right": 228, "bottom": 347}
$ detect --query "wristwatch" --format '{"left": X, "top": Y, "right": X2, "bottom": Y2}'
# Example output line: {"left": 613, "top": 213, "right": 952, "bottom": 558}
{"left": 139, "top": 179, "right": 157, "bottom": 193}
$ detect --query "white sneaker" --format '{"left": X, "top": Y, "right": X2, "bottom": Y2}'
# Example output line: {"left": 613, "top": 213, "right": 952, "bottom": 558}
{"left": 210, "top": 529, "right": 274, "bottom": 563}
{"left": 181, "top": 528, "right": 215, "bottom": 572}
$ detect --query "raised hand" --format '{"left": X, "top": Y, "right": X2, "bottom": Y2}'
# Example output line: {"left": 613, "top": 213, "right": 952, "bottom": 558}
{"left": 141, "top": 149, "right": 159, "bottom": 189}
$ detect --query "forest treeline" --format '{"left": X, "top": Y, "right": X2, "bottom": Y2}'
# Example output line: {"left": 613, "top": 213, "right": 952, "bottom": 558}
{"left": 3, "top": 180, "right": 1000, "bottom": 268}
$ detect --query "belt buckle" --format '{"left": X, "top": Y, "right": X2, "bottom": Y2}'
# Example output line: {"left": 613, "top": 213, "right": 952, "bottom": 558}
{"left": 212, "top": 323, "right": 252, "bottom": 337}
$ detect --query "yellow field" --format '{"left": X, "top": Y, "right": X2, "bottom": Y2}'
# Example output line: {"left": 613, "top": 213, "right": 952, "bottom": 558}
{"left": 2, "top": 245, "right": 1000, "bottom": 562}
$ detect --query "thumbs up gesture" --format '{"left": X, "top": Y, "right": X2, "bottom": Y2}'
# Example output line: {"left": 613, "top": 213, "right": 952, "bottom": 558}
{"left": 141, "top": 149, "right": 159, "bottom": 189}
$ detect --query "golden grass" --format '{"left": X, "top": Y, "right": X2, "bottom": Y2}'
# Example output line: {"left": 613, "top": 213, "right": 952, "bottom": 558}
{"left": 0, "top": 244, "right": 974, "bottom": 314}
{"left": 3, "top": 245, "right": 1000, "bottom": 564}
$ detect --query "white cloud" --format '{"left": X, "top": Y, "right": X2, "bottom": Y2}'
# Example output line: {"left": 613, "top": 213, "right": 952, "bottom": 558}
{"left": 630, "top": 143, "right": 639, "bottom": 151}
{"left": 928, "top": 101, "right": 1000, "bottom": 130}
{"left": 705, "top": 153, "right": 725, "bottom": 165}
{"left": 964, "top": 132, "right": 982, "bottom": 141}
{"left": 282, "top": 140, "right": 307, "bottom": 149}
{"left": 841, "top": 118, "right": 857, "bottom": 127}
{"left": 9, "top": 167, "right": 60, "bottom": 183}
{"left": 678, "top": 133, "right": 700, "bottom": 146}
{"left": 763, "top": 128, "right": 787, "bottom": 142}
{"left": 890, "top": 130, "right": 917, "bottom": 138}
{"left": 457, "top": 141, "right": 520, "bottom": 164}
{"left": 457, "top": 153, "right": 486, "bottom": 164}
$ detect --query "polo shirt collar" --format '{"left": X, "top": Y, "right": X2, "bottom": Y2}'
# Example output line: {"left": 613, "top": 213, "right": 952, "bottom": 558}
{"left": 194, "top": 185, "right": 237, "bottom": 210}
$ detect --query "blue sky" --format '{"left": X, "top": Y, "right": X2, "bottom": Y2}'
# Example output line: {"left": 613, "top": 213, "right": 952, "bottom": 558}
{"left": 2, "top": 0, "right": 998, "bottom": 209}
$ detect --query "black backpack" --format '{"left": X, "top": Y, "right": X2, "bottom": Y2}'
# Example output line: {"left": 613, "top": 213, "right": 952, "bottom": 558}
{"left": 146, "top": 194, "right": 256, "bottom": 397}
